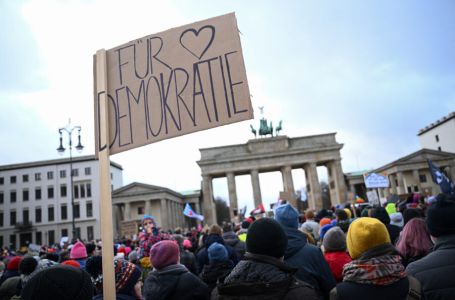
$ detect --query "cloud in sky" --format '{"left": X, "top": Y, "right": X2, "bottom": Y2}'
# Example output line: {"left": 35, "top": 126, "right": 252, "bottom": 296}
{"left": 1, "top": 0, "right": 454, "bottom": 213}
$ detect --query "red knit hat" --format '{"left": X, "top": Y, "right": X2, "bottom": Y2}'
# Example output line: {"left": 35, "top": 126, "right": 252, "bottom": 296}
{"left": 150, "top": 240, "right": 179, "bottom": 269}
{"left": 7, "top": 256, "right": 23, "bottom": 271}
{"left": 62, "top": 260, "right": 81, "bottom": 268}
{"left": 70, "top": 241, "right": 88, "bottom": 259}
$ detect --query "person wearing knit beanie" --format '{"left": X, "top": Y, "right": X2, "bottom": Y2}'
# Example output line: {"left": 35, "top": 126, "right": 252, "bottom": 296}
{"left": 6, "top": 256, "right": 22, "bottom": 271}
{"left": 70, "top": 241, "right": 87, "bottom": 269}
{"left": 247, "top": 218, "right": 287, "bottom": 258}
{"left": 208, "top": 242, "right": 228, "bottom": 263}
{"left": 346, "top": 217, "right": 391, "bottom": 259}
{"left": 406, "top": 193, "right": 455, "bottom": 299}
{"left": 319, "top": 217, "right": 332, "bottom": 227}
{"left": 19, "top": 256, "right": 38, "bottom": 285}
{"left": 144, "top": 241, "right": 209, "bottom": 299}
{"left": 150, "top": 240, "right": 180, "bottom": 270}
{"left": 332, "top": 217, "right": 408, "bottom": 299}
{"left": 322, "top": 227, "right": 351, "bottom": 283}
{"left": 274, "top": 203, "right": 299, "bottom": 229}
{"left": 21, "top": 265, "right": 93, "bottom": 300}
{"left": 201, "top": 242, "right": 234, "bottom": 293}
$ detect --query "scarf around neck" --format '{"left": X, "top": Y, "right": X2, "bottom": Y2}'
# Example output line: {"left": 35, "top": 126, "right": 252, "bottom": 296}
{"left": 342, "top": 254, "right": 406, "bottom": 286}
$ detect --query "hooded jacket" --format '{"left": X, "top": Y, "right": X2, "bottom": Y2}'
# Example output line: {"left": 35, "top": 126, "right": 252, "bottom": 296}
{"left": 143, "top": 264, "right": 209, "bottom": 300}
{"left": 283, "top": 226, "right": 336, "bottom": 300}
{"left": 212, "top": 253, "right": 320, "bottom": 300}
{"left": 222, "top": 231, "right": 246, "bottom": 260}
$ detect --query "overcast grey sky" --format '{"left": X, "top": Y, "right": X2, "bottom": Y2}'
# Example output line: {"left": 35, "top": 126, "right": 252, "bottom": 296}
{"left": 1, "top": 0, "right": 454, "bottom": 213}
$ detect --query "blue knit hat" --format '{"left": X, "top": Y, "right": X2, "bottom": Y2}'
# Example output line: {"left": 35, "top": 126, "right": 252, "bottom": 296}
{"left": 274, "top": 204, "right": 299, "bottom": 228}
{"left": 208, "top": 242, "right": 228, "bottom": 263}
{"left": 142, "top": 215, "right": 155, "bottom": 225}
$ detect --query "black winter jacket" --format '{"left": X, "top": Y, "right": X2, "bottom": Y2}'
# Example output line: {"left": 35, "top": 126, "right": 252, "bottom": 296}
{"left": 211, "top": 253, "right": 320, "bottom": 300}
{"left": 406, "top": 234, "right": 455, "bottom": 300}
{"left": 143, "top": 264, "right": 209, "bottom": 300}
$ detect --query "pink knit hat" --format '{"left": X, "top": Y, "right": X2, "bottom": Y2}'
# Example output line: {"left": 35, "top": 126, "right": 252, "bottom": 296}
{"left": 150, "top": 240, "right": 179, "bottom": 270}
{"left": 70, "top": 241, "right": 87, "bottom": 259}
{"left": 183, "top": 239, "right": 192, "bottom": 249}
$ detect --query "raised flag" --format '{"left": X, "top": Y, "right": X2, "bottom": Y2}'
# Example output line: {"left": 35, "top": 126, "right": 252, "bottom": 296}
{"left": 428, "top": 159, "right": 455, "bottom": 195}
{"left": 250, "top": 203, "right": 265, "bottom": 216}
{"left": 183, "top": 203, "right": 204, "bottom": 221}
{"left": 239, "top": 205, "right": 247, "bottom": 216}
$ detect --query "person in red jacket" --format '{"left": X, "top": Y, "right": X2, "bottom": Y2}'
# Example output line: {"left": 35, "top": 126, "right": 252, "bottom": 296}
{"left": 322, "top": 226, "right": 351, "bottom": 282}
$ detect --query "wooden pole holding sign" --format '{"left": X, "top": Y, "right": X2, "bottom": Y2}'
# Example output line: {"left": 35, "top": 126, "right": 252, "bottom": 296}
{"left": 95, "top": 49, "right": 116, "bottom": 299}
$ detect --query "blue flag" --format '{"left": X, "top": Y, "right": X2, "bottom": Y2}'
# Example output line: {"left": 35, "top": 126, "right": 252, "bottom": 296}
{"left": 428, "top": 159, "right": 455, "bottom": 195}
{"left": 183, "top": 203, "right": 204, "bottom": 221}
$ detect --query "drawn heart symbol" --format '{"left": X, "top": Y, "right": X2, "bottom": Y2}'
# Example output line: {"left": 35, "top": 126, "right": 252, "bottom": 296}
{"left": 179, "top": 25, "right": 215, "bottom": 59}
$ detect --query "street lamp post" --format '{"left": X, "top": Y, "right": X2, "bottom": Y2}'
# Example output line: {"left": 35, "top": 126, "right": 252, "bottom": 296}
{"left": 57, "top": 120, "right": 83, "bottom": 241}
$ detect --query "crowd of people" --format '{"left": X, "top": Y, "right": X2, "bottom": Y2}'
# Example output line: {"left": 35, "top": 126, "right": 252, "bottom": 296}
{"left": 0, "top": 192, "right": 454, "bottom": 299}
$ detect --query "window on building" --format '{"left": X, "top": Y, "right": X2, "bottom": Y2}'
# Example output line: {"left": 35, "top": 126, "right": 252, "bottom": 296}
{"left": 35, "top": 188, "right": 41, "bottom": 200}
{"left": 72, "top": 169, "right": 79, "bottom": 177}
{"left": 87, "top": 183, "right": 92, "bottom": 197}
{"left": 22, "top": 174, "right": 29, "bottom": 183}
{"left": 0, "top": 236, "right": 3, "bottom": 249}
{"left": 85, "top": 167, "right": 91, "bottom": 176}
{"left": 22, "top": 190, "right": 29, "bottom": 201}
{"left": 110, "top": 173, "right": 113, "bottom": 180}
{"left": 61, "top": 205, "right": 67, "bottom": 220}
{"left": 35, "top": 232, "right": 42, "bottom": 245}
{"left": 10, "top": 211, "right": 16, "bottom": 225}
{"left": 60, "top": 185, "right": 67, "bottom": 197}
{"left": 0, "top": 192, "right": 4, "bottom": 204}
{"left": 47, "top": 171, "right": 53, "bottom": 180}
{"left": 407, "top": 186, "right": 412, "bottom": 193}
{"left": 80, "top": 184, "right": 85, "bottom": 198}
{"left": 23, "top": 209, "right": 29, "bottom": 224}
{"left": 74, "top": 203, "right": 80, "bottom": 219}
{"left": 10, "top": 235, "right": 16, "bottom": 249}
{"left": 414, "top": 186, "right": 419, "bottom": 192}
{"left": 60, "top": 170, "right": 66, "bottom": 178}
{"left": 76, "top": 227, "right": 81, "bottom": 239}
{"left": 435, "top": 134, "right": 439, "bottom": 142}
{"left": 87, "top": 226, "right": 94, "bottom": 241}
{"left": 0, "top": 177, "right": 3, "bottom": 185}
{"left": 0, "top": 211, "right": 3, "bottom": 227}
{"left": 48, "top": 230, "right": 55, "bottom": 245}
{"left": 86, "top": 202, "right": 93, "bottom": 217}
{"left": 48, "top": 206, "right": 54, "bottom": 222}
{"left": 35, "top": 173, "right": 41, "bottom": 181}
{"left": 74, "top": 185, "right": 79, "bottom": 199}
{"left": 47, "top": 186, "right": 54, "bottom": 199}
{"left": 10, "top": 176, "right": 16, "bottom": 184}
{"left": 419, "top": 174, "right": 427, "bottom": 183}
{"left": 137, "top": 207, "right": 145, "bottom": 215}
{"left": 10, "top": 191, "right": 16, "bottom": 203}
{"left": 35, "top": 208, "right": 42, "bottom": 223}
{"left": 61, "top": 228, "right": 68, "bottom": 237}
{"left": 438, "top": 146, "right": 442, "bottom": 151}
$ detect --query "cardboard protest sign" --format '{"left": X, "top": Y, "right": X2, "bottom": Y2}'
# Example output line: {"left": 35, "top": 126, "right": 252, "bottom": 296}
{"left": 94, "top": 13, "right": 253, "bottom": 156}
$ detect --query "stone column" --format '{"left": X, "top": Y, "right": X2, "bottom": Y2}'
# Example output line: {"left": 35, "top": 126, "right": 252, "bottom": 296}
{"left": 160, "top": 199, "right": 168, "bottom": 230}
{"left": 333, "top": 159, "right": 347, "bottom": 205}
{"left": 250, "top": 169, "right": 262, "bottom": 208}
{"left": 304, "top": 163, "right": 322, "bottom": 210}
{"left": 281, "top": 165, "right": 296, "bottom": 207}
{"left": 202, "top": 175, "right": 217, "bottom": 225}
{"left": 390, "top": 174, "right": 397, "bottom": 194}
{"left": 145, "top": 199, "right": 151, "bottom": 216}
{"left": 124, "top": 202, "right": 131, "bottom": 221}
{"left": 227, "top": 172, "right": 238, "bottom": 220}
{"left": 413, "top": 169, "right": 422, "bottom": 192}
{"left": 397, "top": 172, "right": 405, "bottom": 194}
{"left": 383, "top": 185, "right": 390, "bottom": 197}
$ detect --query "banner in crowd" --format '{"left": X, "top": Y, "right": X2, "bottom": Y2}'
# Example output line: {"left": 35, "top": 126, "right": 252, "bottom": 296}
{"left": 428, "top": 159, "right": 455, "bottom": 195}
{"left": 363, "top": 172, "right": 389, "bottom": 188}
{"left": 250, "top": 203, "right": 265, "bottom": 216}
{"left": 183, "top": 203, "right": 204, "bottom": 221}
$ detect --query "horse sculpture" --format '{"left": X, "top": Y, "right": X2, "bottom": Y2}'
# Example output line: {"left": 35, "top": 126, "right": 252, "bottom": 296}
{"left": 250, "top": 124, "right": 257, "bottom": 138}
{"left": 275, "top": 120, "right": 282, "bottom": 135}
{"left": 259, "top": 118, "right": 273, "bottom": 137}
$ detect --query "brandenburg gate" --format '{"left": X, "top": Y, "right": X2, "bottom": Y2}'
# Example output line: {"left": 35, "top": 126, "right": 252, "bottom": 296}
{"left": 197, "top": 133, "right": 347, "bottom": 225}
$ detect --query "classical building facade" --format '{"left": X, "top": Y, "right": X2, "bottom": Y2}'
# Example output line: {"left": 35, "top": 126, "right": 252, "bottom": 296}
{"left": 0, "top": 156, "right": 123, "bottom": 249}
{"left": 112, "top": 182, "right": 202, "bottom": 238}
{"left": 345, "top": 149, "right": 455, "bottom": 201}
{"left": 418, "top": 112, "right": 455, "bottom": 153}
{"left": 197, "top": 134, "right": 347, "bottom": 225}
